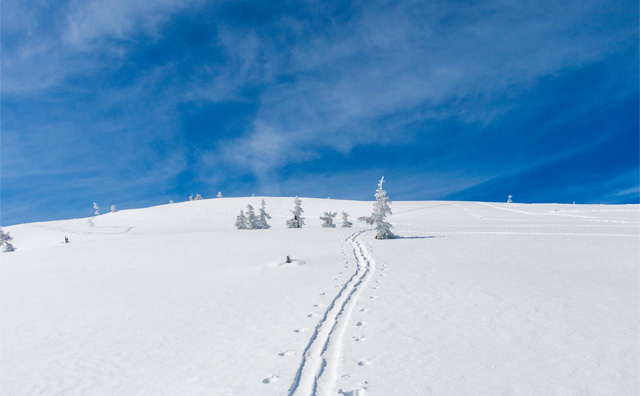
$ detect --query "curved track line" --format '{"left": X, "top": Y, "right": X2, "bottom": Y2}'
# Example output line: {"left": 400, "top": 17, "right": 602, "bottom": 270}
{"left": 288, "top": 231, "right": 375, "bottom": 396}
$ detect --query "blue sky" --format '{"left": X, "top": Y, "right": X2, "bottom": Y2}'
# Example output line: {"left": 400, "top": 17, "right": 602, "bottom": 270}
{"left": 2, "top": 0, "right": 638, "bottom": 225}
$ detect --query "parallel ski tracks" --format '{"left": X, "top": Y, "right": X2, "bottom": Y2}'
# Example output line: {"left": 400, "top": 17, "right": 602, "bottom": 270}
{"left": 288, "top": 230, "right": 376, "bottom": 396}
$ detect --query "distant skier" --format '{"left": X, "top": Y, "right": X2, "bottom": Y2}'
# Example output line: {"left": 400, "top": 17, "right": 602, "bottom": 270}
{"left": 64, "top": 236, "right": 69, "bottom": 244}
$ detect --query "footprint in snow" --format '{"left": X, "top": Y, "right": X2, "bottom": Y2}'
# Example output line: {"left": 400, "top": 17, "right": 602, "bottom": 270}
{"left": 320, "top": 292, "right": 326, "bottom": 296}
{"left": 353, "top": 335, "right": 366, "bottom": 342}
{"left": 357, "top": 359, "right": 371, "bottom": 366}
{"left": 369, "top": 296, "right": 377, "bottom": 299}
{"left": 307, "top": 313, "right": 318, "bottom": 318}
{"left": 279, "top": 350, "right": 295, "bottom": 357}
{"left": 356, "top": 321, "right": 365, "bottom": 327}
{"left": 262, "top": 374, "right": 279, "bottom": 384}
{"left": 293, "top": 328, "right": 307, "bottom": 333}
{"left": 313, "top": 303, "right": 323, "bottom": 307}
{"left": 359, "top": 308, "right": 368, "bottom": 312}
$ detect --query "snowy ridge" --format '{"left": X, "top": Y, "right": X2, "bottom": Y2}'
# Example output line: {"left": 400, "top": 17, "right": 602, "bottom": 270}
{"left": 288, "top": 231, "right": 375, "bottom": 396}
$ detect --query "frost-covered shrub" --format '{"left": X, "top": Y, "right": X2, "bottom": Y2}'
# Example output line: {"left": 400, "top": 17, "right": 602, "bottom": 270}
{"left": 111, "top": 205, "right": 116, "bottom": 213}
{"left": 0, "top": 228, "right": 15, "bottom": 252}
{"left": 320, "top": 211, "right": 337, "bottom": 228}
{"left": 341, "top": 212, "right": 353, "bottom": 228}
{"left": 217, "top": 192, "right": 223, "bottom": 198}
{"left": 93, "top": 202, "right": 100, "bottom": 215}
{"left": 507, "top": 195, "right": 513, "bottom": 203}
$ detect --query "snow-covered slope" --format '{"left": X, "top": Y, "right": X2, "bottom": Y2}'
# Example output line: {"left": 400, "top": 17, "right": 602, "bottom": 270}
{"left": 2, "top": 198, "right": 638, "bottom": 395}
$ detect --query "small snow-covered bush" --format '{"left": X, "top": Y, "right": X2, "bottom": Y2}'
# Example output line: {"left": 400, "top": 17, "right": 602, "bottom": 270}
{"left": 111, "top": 205, "right": 116, "bottom": 213}
{"left": 320, "top": 211, "right": 337, "bottom": 228}
{"left": 1, "top": 228, "right": 15, "bottom": 252}
{"left": 341, "top": 212, "right": 353, "bottom": 228}
{"left": 93, "top": 202, "right": 100, "bottom": 215}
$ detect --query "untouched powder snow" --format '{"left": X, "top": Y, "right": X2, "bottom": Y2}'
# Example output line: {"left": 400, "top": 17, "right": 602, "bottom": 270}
{"left": 1, "top": 198, "right": 638, "bottom": 395}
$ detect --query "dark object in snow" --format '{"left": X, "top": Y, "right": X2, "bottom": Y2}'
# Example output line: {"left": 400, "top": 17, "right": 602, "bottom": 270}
{"left": 64, "top": 236, "right": 69, "bottom": 244}
{"left": 286, "top": 256, "right": 291, "bottom": 263}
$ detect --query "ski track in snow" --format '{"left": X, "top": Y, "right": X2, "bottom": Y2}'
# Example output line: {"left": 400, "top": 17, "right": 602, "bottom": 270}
{"left": 288, "top": 231, "right": 375, "bottom": 396}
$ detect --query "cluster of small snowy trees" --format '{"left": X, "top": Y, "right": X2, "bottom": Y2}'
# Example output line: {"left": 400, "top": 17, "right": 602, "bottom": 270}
{"left": 232, "top": 178, "right": 391, "bottom": 236}
{"left": 236, "top": 200, "right": 271, "bottom": 230}
{"left": 189, "top": 194, "right": 203, "bottom": 201}
{"left": 0, "top": 227, "right": 15, "bottom": 252}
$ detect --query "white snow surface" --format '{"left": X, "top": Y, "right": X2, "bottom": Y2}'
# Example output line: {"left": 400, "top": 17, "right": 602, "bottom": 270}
{"left": 1, "top": 198, "right": 639, "bottom": 395}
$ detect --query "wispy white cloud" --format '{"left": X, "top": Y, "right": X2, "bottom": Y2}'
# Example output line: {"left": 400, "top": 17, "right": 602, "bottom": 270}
{"left": 195, "top": 0, "right": 636, "bottom": 181}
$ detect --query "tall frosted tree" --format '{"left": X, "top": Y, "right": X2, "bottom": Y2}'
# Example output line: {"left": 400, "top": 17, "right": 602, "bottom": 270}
{"left": 217, "top": 192, "right": 223, "bottom": 198}
{"left": 341, "top": 212, "right": 353, "bottom": 228}
{"left": 0, "top": 228, "right": 15, "bottom": 252}
{"left": 286, "top": 196, "right": 305, "bottom": 228}
{"left": 235, "top": 210, "right": 248, "bottom": 230}
{"left": 372, "top": 177, "right": 394, "bottom": 239}
{"left": 320, "top": 211, "right": 337, "bottom": 228}
{"left": 257, "top": 199, "right": 271, "bottom": 229}
{"left": 507, "top": 195, "right": 513, "bottom": 203}
{"left": 93, "top": 202, "right": 100, "bottom": 215}
{"left": 111, "top": 205, "right": 116, "bottom": 213}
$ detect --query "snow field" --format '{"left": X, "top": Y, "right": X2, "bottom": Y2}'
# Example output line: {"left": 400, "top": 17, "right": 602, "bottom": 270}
{"left": 2, "top": 198, "right": 638, "bottom": 395}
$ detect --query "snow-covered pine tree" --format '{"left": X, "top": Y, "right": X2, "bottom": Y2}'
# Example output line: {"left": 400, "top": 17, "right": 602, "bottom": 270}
{"left": 372, "top": 176, "right": 394, "bottom": 239}
{"left": 235, "top": 210, "right": 248, "bottom": 230}
{"left": 507, "top": 195, "right": 513, "bottom": 203}
{"left": 111, "top": 205, "right": 116, "bottom": 213}
{"left": 245, "top": 204, "right": 258, "bottom": 229}
{"left": 286, "top": 196, "right": 305, "bottom": 228}
{"left": 341, "top": 212, "right": 353, "bottom": 228}
{"left": 217, "top": 192, "right": 223, "bottom": 198}
{"left": 194, "top": 194, "right": 203, "bottom": 200}
{"left": 93, "top": 202, "right": 100, "bottom": 215}
{"left": 257, "top": 199, "right": 271, "bottom": 229}
{"left": 189, "top": 195, "right": 194, "bottom": 201}
{"left": 320, "top": 211, "right": 337, "bottom": 228}
{"left": 0, "top": 227, "right": 15, "bottom": 252}
{"left": 170, "top": 200, "right": 174, "bottom": 204}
